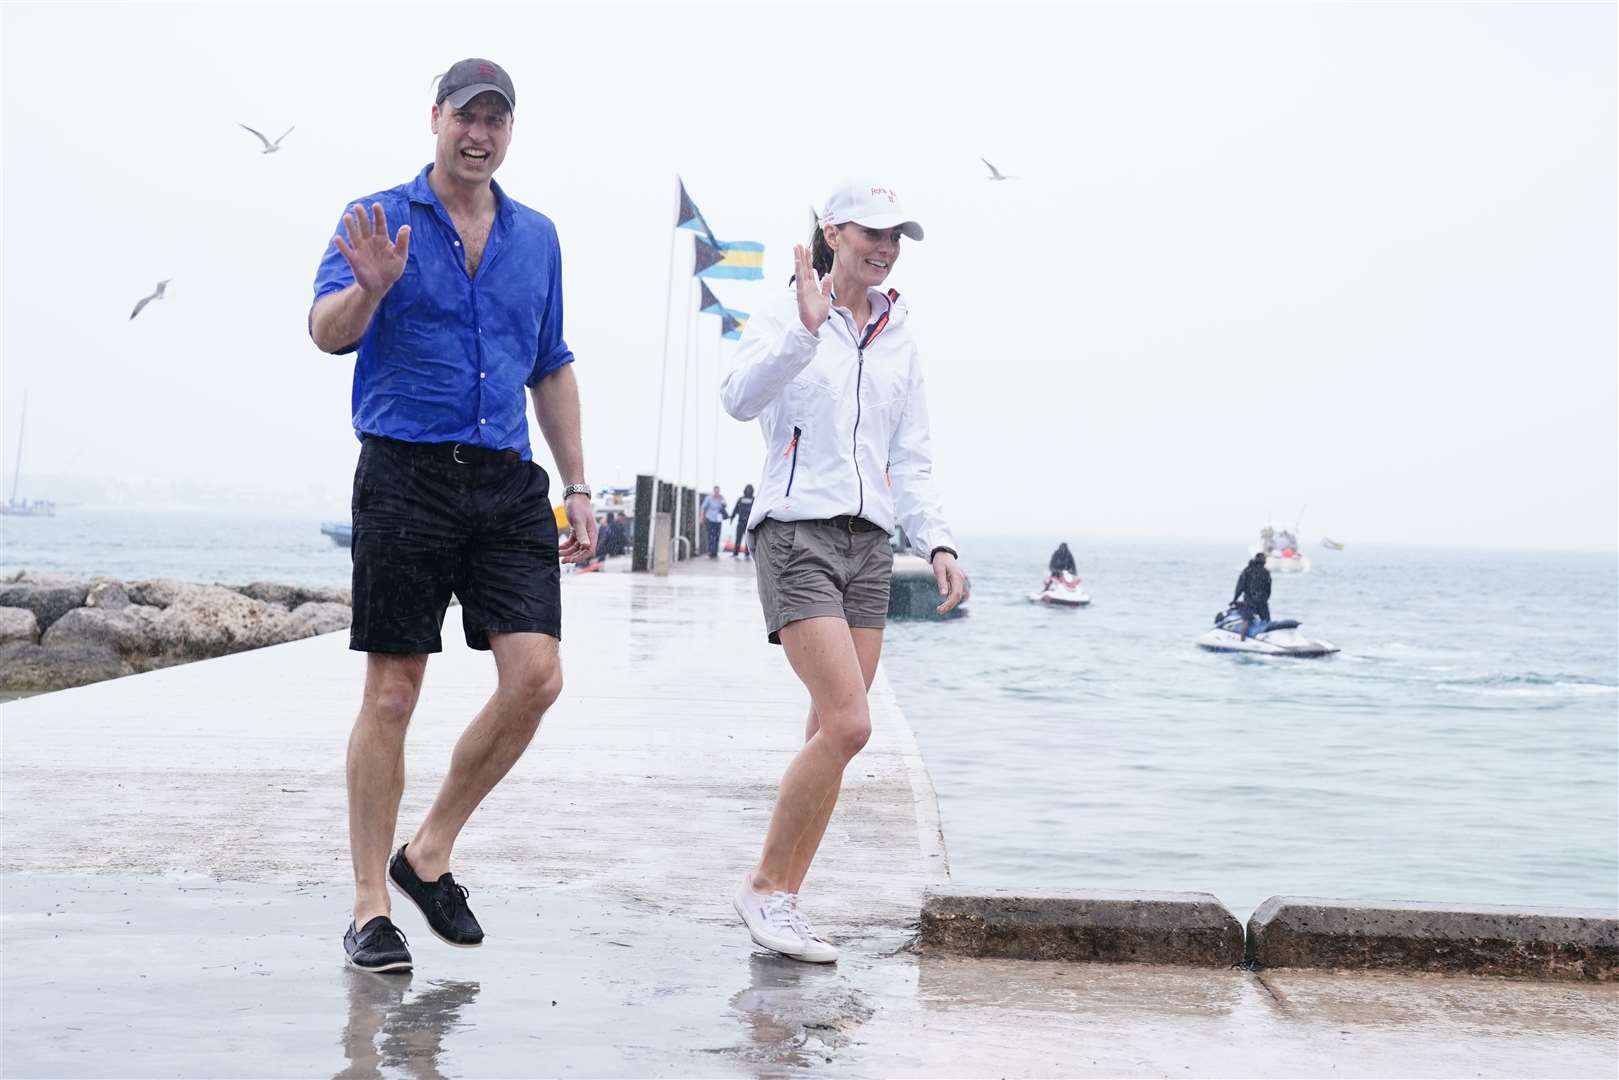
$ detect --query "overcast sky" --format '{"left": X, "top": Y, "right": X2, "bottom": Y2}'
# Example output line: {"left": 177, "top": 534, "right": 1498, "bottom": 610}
{"left": 2, "top": 1, "right": 1614, "bottom": 550}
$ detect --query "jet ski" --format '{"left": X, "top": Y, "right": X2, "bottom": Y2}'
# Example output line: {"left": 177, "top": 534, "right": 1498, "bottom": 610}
{"left": 1028, "top": 571, "right": 1091, "bottom": 607}
{"left": 1197, "top": 605, "right": 1338, "bottom": 657}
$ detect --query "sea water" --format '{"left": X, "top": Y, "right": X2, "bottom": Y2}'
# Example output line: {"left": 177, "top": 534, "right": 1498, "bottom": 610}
{"left": 5, "top": 509, "right": 1615, "bottom": 917}
{"left": 883, "top": 535, "right": 1618, "bottom": 917}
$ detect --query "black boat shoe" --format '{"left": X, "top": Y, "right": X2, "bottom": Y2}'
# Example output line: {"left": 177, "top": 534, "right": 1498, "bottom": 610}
{"left": 388, "top": 844, "right": 485, "bottom": 947}
{"left": 344, "top": 915, "right": 413, "bottom": 973}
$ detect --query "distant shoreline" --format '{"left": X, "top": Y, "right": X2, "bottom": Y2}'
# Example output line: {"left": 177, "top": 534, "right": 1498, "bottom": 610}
{"left": 4, "top": 506, "right": 1617, "bottom": 558}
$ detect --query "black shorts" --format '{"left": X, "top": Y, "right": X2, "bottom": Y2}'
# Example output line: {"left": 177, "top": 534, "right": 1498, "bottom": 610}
{"left": 349, "top": 437, "right": 561, "bottom": 653}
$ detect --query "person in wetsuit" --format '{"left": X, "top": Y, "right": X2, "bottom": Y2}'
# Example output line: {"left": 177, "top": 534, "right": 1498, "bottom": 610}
{"left": 1048, "top": 542, "right": 1077, "bottom": 577}
{"left": 1232, "top": 552, "right": 1272, "bottom": 639}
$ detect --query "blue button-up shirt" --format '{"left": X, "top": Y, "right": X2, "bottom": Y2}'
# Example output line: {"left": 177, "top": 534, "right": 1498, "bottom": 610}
{"left": 311, "top": 165, "right": 574, "bottom": 460}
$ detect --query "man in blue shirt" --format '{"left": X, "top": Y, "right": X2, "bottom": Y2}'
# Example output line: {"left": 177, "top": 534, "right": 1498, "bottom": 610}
{"left": 309, "top": 58, "right": 595, "bottom": 974}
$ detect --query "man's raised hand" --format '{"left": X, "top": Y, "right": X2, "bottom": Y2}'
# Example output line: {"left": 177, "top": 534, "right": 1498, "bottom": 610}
{"left": 334, "top": 202, "right": 412, "bottom": 297}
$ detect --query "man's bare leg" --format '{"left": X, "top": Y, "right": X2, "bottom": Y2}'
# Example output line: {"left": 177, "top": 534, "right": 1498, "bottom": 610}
{"left": 751, "top": 618, "right": 872, "bottom": 895}
{"left": 404, "top": 632, "right": 562, "bottom": 879}
{"left": 785, "top": 627, "right": 883, "bottom": 894}
{"left": 349, "top": 653, "right": 429, "bottom": 927}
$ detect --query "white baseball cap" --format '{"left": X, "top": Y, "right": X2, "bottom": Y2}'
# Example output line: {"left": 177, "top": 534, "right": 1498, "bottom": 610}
{"left": 819, "top": 180, "right": 924, "bottom": 240}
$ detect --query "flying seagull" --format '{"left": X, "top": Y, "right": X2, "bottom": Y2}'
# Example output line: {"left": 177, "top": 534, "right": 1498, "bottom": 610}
{"left": 129, "top": 279, "right": 171, "bottom": 321}
{"left": 980, "top": 157, "right": 1015, "bottom": 181}
{"left": 237, "top": 122, "right": 295, "bottom": 154}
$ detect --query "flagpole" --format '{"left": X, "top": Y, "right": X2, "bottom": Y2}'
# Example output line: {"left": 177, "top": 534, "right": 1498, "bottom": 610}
{"left": 653, "top": 175, "right": 680, "bottom": 484}
{"left": 694, "top": 292, "right": 703, "bottom": 500}
{"left": 673, "top": 275, "right": 692, "bottom": 560}
{"left": 687, "top": 277, "right": 700, "bottom": 553}
{"left": 711, "top": 319, "right": 721, "bottom": 486}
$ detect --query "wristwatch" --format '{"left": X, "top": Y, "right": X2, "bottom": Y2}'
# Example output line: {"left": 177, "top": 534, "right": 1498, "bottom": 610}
{"left": 561, "top": 483, "right": 592, "bottom": 500}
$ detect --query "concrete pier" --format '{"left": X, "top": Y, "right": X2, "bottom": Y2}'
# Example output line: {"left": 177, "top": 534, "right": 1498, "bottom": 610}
{"left": 3, "top": 558, "right": 1616, "bottom": 1076}
{"left": 918, "top": 887, "right": 1245, "bottom": 966}
{"left": 1247, "top": 896, "right": 1618, "bottom": 981}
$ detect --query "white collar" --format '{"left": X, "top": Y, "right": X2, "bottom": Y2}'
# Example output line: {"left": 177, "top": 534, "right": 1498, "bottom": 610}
{"left": 830, "top": 286, "right": 891, "bottom": 333}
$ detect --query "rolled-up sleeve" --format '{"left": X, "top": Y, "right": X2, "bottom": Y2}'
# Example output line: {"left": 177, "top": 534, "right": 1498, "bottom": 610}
{"left": 310, "top": 204, "right": 360, "bottom": 352}
{"left": 528, "top": 230, "right": 574, "bottom": 386}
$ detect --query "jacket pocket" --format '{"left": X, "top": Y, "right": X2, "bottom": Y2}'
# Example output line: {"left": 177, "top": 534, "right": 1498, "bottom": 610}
{"left": 784, "top": 425, "right": 802, "bottom": 498}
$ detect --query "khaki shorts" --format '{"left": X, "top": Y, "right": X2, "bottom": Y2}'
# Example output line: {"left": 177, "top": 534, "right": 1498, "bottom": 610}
{"left": 752, "top": 517, "right": 894, "bottom": 645}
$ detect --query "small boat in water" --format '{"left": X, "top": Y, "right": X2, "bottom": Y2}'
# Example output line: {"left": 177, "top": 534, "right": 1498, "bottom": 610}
{"left": 0, "top": 498, "right": 55, "bottom": 518}
{"left": 1264, "top": 550, "right": 1310, "bottom": 573}
{"left": 320, "top": 521, "right": 352, "bottom": 547}
{"left": 1321, "top": 537, "right": 1344, "bottom": 551}
{"left": 1028, "top": 571, "right": 1091, "bottom": 607}
{"left": 2, "top": 393, "right": 54, "bottom": 518}
{"left": 1254, "top": 525, "right": 1310, "bottom": 573}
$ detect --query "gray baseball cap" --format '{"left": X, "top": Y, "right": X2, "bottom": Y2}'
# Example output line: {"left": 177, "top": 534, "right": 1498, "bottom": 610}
{"left": 435, "top": 58, "right": 516, "bottom": 110}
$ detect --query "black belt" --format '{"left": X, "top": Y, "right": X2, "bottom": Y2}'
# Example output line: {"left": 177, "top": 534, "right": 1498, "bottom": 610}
{"left": 825, "top": 514, "right": 881, "bottom": 533}
{"left": 367, "top": 435, "right": 520, "bottom": 467}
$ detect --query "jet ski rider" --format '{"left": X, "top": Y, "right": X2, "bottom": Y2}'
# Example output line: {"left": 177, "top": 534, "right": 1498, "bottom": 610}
{"left": 1232, "top": 552, "right": 1272, "bottom": 640}
{"left": 1048, "top": 542, "right": 1077, "bottom": 578}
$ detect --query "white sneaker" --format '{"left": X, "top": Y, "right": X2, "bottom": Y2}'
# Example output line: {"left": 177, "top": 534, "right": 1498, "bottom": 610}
{"left": 785, "top": 895, "right": 839, "bottom": 964}
{"left": 733, "top": 878, "right": 805, "bottom": 957}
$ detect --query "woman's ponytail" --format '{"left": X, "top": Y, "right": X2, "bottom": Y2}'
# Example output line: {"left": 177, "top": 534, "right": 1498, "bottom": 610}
{"left": 809, "top": 223, "right": 836, "bottom": 277}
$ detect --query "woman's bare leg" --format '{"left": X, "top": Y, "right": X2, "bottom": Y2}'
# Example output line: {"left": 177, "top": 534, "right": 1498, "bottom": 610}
{"left": 785, "top": 627, "right": 883, "bottom": 893}
{"left": 751, "top": 618, "right": 873, "bottom": 894}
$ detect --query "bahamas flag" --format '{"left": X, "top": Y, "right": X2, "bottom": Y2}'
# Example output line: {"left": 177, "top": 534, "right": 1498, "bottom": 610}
{"left": 699, "top": 282, "right": 749, "bottom": 338}
{"left": 675, "top": 178, "right": 717, "bottom": 245}
{"left": 693, "top": 235, "right": 765, "bottom": 280}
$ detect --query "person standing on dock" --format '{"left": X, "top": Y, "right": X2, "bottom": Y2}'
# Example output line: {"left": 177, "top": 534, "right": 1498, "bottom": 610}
{"left": 720, "top": 180, "right": 968, "bottom": 963}
{"left": 729, "top": 484, "right": 756, "bottom": 557}
{"left": 701, "top": 486, "right": 728, "bottom": 559}
{"left": 308, "top": 58, "right": 596, "bottom": 974}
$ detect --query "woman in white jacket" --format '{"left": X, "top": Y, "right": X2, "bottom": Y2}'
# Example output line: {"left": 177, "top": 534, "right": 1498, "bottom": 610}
{"left": 721, "top": 180, "right": 968, "bottom": 963}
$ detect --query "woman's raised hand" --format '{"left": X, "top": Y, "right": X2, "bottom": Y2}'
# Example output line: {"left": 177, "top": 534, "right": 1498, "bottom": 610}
{"left": 334, "top": 202, "right": 412, "bottom": 297}
{"left": 793, "top": 243, "right": 833, "bottom": 334}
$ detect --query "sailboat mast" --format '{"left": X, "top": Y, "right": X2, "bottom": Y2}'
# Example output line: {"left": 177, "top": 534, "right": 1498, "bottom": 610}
{"left": 9, "top": 392, "right": 25, "bottom": 504}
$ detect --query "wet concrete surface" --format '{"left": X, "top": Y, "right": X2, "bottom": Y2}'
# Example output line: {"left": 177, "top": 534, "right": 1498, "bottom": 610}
{"left": 8, "top": 873, "right": 1615, "bottom": 1078}
{"left": 3, "top": 872, "right": 911, "bottom": 1078}
{"left": 4, "top": 562, "right": 1617, "bottom": 1076}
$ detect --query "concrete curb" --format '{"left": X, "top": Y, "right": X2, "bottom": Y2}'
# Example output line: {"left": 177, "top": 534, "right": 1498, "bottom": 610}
{"left": 872, "top": 665, "right": 953, "bottom": 888}
{"left": 1246, "top": 896, "right": 1619, "bottom": 982}
{"left": 917, "top": 887, "right": 1245, "bottom": 966}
